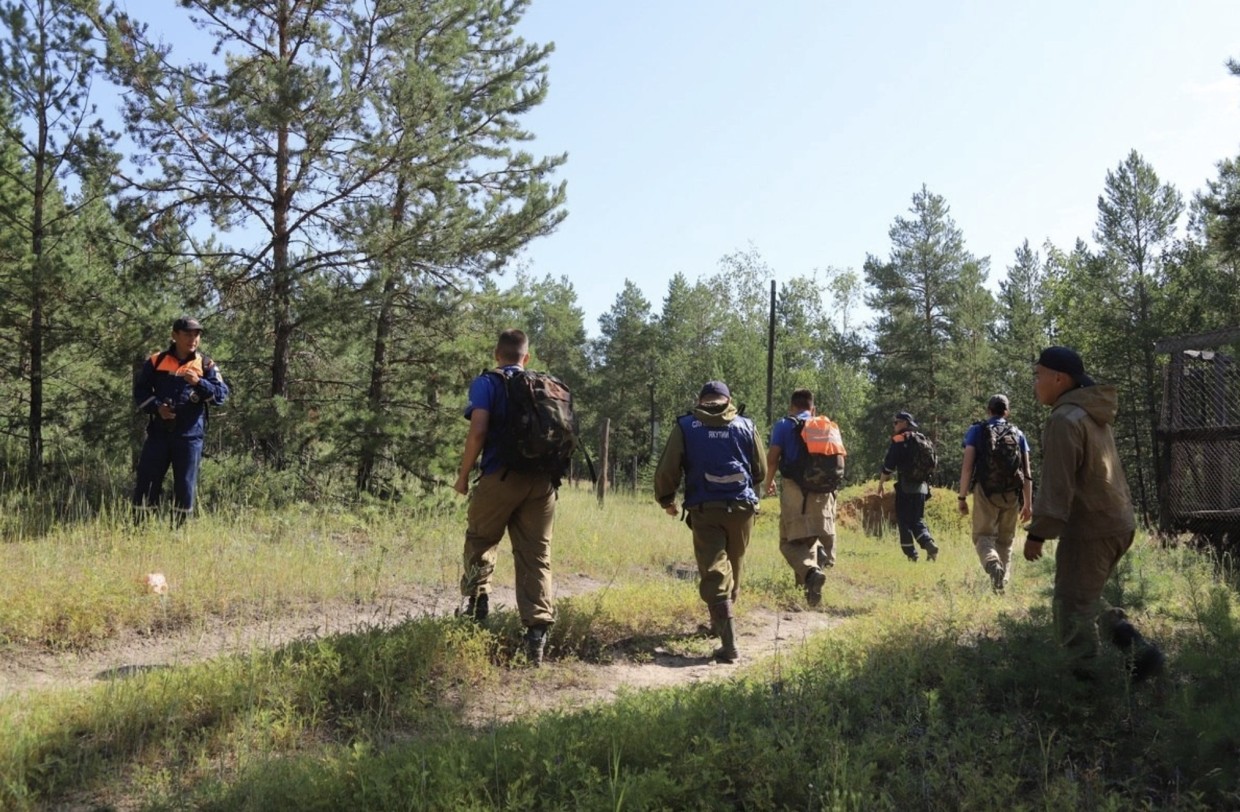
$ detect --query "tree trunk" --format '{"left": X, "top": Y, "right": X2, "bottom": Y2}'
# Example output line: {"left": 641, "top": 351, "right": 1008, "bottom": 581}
{"left": 26, "top": 75, "right": 49, "bottom": 484}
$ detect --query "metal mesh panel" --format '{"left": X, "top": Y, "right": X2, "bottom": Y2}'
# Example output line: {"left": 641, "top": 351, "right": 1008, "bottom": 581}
{"left": 1157, "top": 333, "right": 1240, "bottom": 535}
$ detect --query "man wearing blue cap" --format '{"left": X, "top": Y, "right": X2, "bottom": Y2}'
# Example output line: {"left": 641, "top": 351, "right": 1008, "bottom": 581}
{"left": 1024, "top": 346, "right": 1163, "bottom": 681}
{"left": 876, "top": 411, "right": 940, "bottom": 562}
{"left": 654, "top": 380, "right": 767, "bottom": 663}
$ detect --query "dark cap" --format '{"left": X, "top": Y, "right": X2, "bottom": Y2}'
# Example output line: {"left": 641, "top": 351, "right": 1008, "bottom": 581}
{"left": 172, "top": 316, "right": 203, "bottom": 333}
{"left": 699, "top": 380, "right": 731, "bottom": 401}
{"left": 1036, "top": 346, "right": 1094, "bottom": 387}
{"left": 988, "top": 394, "right": 1010, "bottom": 414}
{"left": 893, "top": 410, "right": 918, "bottom": 428}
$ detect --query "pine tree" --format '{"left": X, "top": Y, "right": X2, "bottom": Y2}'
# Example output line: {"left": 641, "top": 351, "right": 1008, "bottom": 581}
{"left": 864, "top": 185, "right": 993, "bottom": 479}
{"left": 1093, "top": 150, "right": 1183, "bottom": 522}
{"left": 591, "top": 280, "right": 656, "bottom": 486}
{"left": 994, "top": 240, "right": 1050, "bottom": 447}
{"left": 0, "top": 0, "right": 117, "bottom": 482}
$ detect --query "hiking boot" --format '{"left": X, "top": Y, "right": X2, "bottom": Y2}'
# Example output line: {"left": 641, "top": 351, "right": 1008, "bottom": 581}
{"left": 524, "top": 624, "right": 549, "bottom": 667}
{"left": 805, "top": 568, "right": 826, "bottom": 608}
{"left": 986, "top": 562, "right": 1006, "bottom": 593}
{"left": 457, "top": 593, "right": 489, "bottom": 624}
{"left": 816, "top": 544, "right": 835, "bottom": 569}
{"left": 922, "top": 538, "right": 939, "bottom": 562}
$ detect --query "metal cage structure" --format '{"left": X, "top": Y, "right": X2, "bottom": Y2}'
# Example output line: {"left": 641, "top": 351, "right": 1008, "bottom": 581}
{"left": 1156, "top": 327, "right": 1240, "bottom": 543}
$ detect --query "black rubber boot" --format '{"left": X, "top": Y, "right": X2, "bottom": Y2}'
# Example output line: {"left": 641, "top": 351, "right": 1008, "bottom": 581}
{"left": 1112, "top": 620, "right": 1165, "bottom": 682}
{"left": 710, "top": 601, "right": 738, "bottom": 663}
{"left": 457, "top": 593, "right": 489, "bottom": 624}
{"left": 524, "top": 624, "right": 549, "bottom": 667}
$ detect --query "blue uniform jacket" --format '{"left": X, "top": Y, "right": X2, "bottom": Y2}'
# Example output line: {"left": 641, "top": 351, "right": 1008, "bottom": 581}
{"left": 134, "top": 346, "right": 230, "bottom": 439}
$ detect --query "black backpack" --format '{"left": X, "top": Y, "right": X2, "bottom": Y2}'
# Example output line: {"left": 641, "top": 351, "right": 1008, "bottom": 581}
{"left": 900, "top": 431, "right": 937, "bottom": 483}
{"left": 974, "top": 421, "right": 1025, "bottom": 496}
{"left": 489, "top": 368, "right": 581, "bottom": 483}
{"left": 781, "top": 416, "right": 846, "bottom": 494}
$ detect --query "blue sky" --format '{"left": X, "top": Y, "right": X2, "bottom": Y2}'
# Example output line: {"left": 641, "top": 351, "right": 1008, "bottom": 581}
{"left": 513, "top": 0, "right": 1240, "bottom": 330}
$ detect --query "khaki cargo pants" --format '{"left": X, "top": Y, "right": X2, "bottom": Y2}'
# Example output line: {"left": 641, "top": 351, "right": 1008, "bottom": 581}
{"left": 1053, "top": 531, "right": 1134, "bottom": 661}
{"left": 778, "top": 479, "right": 837, "bottom": 584}
{"left": 971, "top": 486, "right": 1020, "bottom": 584}
{"left": 461, "top": 470, "right": 557, "bottom": 627}
{"left": 688, "top": 501, "right": 756, "bottom": 606}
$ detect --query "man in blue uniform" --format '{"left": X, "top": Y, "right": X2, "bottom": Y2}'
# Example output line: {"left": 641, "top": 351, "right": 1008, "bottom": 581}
{"left": 654, "top": 381, "right": 767, "bottom": 663}
{"left": 876, "top": 411, "right": 939, "bottom": 562}
{"left": 133, "top": 316, "right": 229, "bottom": 523}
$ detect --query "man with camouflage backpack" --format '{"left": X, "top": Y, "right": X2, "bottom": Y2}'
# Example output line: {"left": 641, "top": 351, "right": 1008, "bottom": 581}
{"left": 454, "top": 328, "right": 577, "bottom": 667}
{"left": 876, "top": 411, "right": 940, "bottom": 562}
{"left": 763, "top": 389, "right": 846, "bottom": 607}
{"left": 956, "top": 394, "right": 1033, "bottom": 593}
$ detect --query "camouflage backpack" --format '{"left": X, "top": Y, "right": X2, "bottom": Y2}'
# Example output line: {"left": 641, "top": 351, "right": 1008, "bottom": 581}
{"left": 489, "top": 368, "right": 579, "bottom": 484}
{"left": 975, "top": 421, "right": 1024, "bottom": 496}
{"left": 900, "top": 431, "right": 937, "bottom": 483}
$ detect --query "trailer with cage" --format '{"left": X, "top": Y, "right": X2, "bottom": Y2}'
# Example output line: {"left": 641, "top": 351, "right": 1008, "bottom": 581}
{"left": 1156, "top": 327, "right": 1240, "bottom": 552}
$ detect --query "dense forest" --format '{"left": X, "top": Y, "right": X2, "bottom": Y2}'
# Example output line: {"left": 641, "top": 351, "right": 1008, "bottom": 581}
{"left": 2, "top": 0, "right": 1239, "bottom": 521}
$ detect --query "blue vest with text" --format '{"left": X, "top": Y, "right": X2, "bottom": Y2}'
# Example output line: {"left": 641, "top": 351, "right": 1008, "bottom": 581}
{"left": 679, "top": 414, "right": 759, "bottom": 507}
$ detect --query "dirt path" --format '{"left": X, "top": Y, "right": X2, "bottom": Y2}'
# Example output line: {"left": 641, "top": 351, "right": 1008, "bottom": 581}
{"left": 0, "top": 573, "right": 843, "bottom": 715}
{"left": 462, "top": 606, "right": 844, "bottom": 727}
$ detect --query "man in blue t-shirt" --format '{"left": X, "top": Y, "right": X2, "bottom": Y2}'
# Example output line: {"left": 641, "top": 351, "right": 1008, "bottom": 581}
{"left": 762, "top": 389, "right": 838, "bottom": 607}
{"left": 453, "top": 328, "right": 557, "bottom": 666}
{"left": 955, "top": 394, "right": 1032, "bottom": 593}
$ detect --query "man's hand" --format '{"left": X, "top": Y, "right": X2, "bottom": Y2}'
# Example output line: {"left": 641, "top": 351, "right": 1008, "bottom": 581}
{"left": 453, "top": 472, "right": 470, "bottom": 495}
{"left": 1023, "top": 537, "right": 1044, "bottom": 561}
{"left": 1019, "top": 504, "right": 1033, "bottom": 523}
{"left": 157, "top": 403, "right": 175, "bottom": 420}
{"left": 876, "top": 482, "right": 885, "bottom": 496}
{"left": 764, "top": 481, "right": 776, "bottom": 497}
{"left": 957, "top": 499, "right": 969, "bottom": 516}
{"left": 179, "top": 368, "right": 201, "bottom": 386}
{"left": 663, "top": 501, "right": 679, "bottom": 516}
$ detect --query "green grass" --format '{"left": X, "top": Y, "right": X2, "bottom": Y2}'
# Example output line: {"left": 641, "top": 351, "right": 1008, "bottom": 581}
{"left": 1, "top": 484, "right": 1239, "bottom": 809}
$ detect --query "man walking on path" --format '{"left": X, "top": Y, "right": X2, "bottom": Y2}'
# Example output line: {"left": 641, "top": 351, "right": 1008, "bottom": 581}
{"left": 454, "top": 329, "right": 562, "bottom": 666}
{"left": 655, "top": 381, "right": 766, "bottom": 663}
{"left": 763, "top": 388, "right": 845, "bottom": 607}
{"left": 876, "top": 411, "right": 939, "bottom": 562}
{"left": 957, "top": 394, "right": 1033, "bottom": 592}
{"left": 1023, "top": 346, "right": 1164, "bottom": 681}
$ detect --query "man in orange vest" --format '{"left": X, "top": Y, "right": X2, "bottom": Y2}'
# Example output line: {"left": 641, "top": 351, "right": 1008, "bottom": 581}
{"left": 132, "top": 316, "right": 230, "bottom": 524}
{"left": 763, "top": 389, "right": 846, "bottom": 607}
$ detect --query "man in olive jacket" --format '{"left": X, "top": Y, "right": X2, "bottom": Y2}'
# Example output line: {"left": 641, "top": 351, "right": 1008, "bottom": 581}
{"left": 655, "top": 381, "right": 767, "bottom": 664}
{"left": 1023, "top": 346, "right": 1163, "bottom": 680}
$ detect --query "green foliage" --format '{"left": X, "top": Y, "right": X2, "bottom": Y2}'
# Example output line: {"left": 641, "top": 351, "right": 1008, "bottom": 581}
{"left": 863, "top": 186, "right": 996, "bottom": 480}
{"left": 3, "top": 490, "right": 1240, "bottom": 808}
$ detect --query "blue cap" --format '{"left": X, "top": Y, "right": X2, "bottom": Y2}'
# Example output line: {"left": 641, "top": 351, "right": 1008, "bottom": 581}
{"left": 699, "top": 380, "right": 730, "bottom": 400}
{"left": 894, "top": 411, "right": 918, "bottom": 428}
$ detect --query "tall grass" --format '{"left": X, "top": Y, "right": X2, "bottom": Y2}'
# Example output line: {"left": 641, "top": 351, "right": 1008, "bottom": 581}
{"left": 0, "top": 485, "right": 1238, "bottom": 809}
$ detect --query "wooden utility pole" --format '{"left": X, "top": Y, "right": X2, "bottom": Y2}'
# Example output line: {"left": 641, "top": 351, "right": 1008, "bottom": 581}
{"left": 597, "top": 418, "right": 610, "bottom": 506}
{"left": 766, "top": 279, "right": 776, "bottom": 428}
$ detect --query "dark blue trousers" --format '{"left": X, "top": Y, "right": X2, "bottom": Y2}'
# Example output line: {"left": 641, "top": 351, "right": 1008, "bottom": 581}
{"left": 894, "top": 489, "right": 933, "bottom": 559}
{"left": 133, "top": 431, "right": 204, "bottom": 518}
